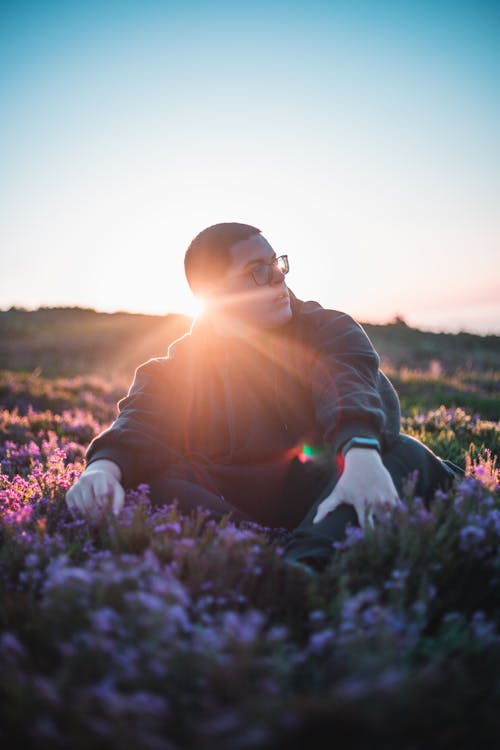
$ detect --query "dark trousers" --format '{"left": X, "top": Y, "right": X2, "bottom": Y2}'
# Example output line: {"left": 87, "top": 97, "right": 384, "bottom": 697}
{"left": 146, "top": 434, "right": 464, "bottom": 567}
{"left": 279, "top": 433, "right": 463, "bottom": 569}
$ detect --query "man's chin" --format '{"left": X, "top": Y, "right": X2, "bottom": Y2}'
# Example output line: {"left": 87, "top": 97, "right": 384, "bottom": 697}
{"left": 262, "top": 305, "right": 293, "bottom": 329}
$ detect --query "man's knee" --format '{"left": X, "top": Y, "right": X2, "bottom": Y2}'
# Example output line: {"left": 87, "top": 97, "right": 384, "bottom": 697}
{"left": 382, "top": 432, "right": 459, "bottom": 506}
{"left": 147, "top": 471, "right": 252, "bottom": 524}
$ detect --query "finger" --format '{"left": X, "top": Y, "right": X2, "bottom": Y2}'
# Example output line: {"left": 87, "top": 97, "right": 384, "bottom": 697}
{"left": 374, "top": 498, "right": 393, "bottom": 512}
{"left": 65, "top": 488, "right": 74, "bottom": 509}
{"left": 387, "top": 493, "right": 402, "bottom": 510}
{"left": 357, "top": 499, "right": 375, "bottom": 530}
{"left": 90, "top": 477, "right": 115, "bottom": 512}
{"left": 385, "top": 495, "right": 402, "bottom": 510}
{"left": 313, "top": 509, "right": 328, "bottom": 524}
{"left": 112, "top": 485, "right": 125, "bottom": 516}
{"left": 312, "top": 511, "right": 322, "bottom": 524}
{"left": 357, "top": 511, "right": 366, "bottom": 531}
{"left": 68, "top": 481, "right": 107, "bottom": 519}
{"left": 76, "top": 486, "right": 106, "bottom": 518}
{"left": 313, "top": 498, "right": 338, "bottom": 524}
{"left": 68, "top": 486, "right": 89, "bottom": 517}
{"left": 358, "top": 504, "right": 370, "bottom": 530}
{"left": 65, "top": 492, "right": 78, "bottom": 517}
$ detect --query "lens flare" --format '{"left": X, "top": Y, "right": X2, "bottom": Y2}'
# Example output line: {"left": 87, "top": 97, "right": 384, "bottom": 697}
{"left": 297, "top": 443, "right": 317, "bottom": 463}
{"left": 190, "top": 296, "right": 206, "bottom": 319}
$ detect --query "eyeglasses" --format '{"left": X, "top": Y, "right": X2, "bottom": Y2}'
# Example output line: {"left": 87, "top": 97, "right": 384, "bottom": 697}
{"left": 248, "top": 254, "right": 290, "bottom": 286}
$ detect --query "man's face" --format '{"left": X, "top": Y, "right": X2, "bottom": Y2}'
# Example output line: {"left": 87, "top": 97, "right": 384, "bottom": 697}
{"left": 209, "top": 234, "right": 293, "bottom": 331}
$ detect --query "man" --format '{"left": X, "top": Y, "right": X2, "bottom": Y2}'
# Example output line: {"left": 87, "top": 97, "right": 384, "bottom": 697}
{"left": 65, "top": 222, "right": 463, "bottom": 571}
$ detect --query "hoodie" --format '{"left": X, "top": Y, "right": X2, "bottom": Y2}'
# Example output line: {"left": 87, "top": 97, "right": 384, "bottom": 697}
{"left": 85, "top": 289, "right": 401, "bottom": 526}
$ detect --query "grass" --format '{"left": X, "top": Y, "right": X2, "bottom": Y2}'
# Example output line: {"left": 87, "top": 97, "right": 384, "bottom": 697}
{"left": 0, "top": 365, "right": 499, "bottom": 749}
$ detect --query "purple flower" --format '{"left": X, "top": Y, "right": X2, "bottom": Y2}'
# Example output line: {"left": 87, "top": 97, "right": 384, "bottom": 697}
{"left": 332, "top": 524, "right": 364, "bottom": 550}
{"left": 0, "top": 632, "right": 26, "bottom": 662}
{"left": 309, "top": 609, "right": 326, "bottom": 623}
{"left": 220, "top": 609, "right": 266, "bottom": 645}
{"left": 31, "top": 675, "right": 61, "bottom": 707}
{"left": 336, "top": 675, "right": 371, "bottom": 699}
{"left": 266, "top": 625, "right": 288, "bottom": 643}
{"left": 384, "top": 568, "right": 409, "bottom": 591}
{"left": 375, "top": 666, "right": 404, "bottom": 692}
{"left": 309, "top": 628, "right": 335, "bottom": 652}
{"left": 90, "top": 607, "right": 121, "bottom": 635}
{"left": 484, "top": 509, "right": 500, "bottom": 535}
{"left": 154, "top": 521, "right": 181, "bottom": 534}
{"left": 469, "top": 611, "right": 499, "bottom": 643}
{"left": 459, "top": 524, "right": 486, "bottom": 552}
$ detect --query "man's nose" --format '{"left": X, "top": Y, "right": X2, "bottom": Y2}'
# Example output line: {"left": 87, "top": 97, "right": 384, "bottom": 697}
{"left": 271, "top": 264, "right": 286, "bottom": 283}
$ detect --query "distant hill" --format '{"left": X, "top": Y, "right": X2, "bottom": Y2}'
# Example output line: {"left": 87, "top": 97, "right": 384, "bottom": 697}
{"left": 362, "top": 318, "right": 500, "bottom": 374}
{"left": 0, "top": 306, "right": 499, "bottom": 379}
{"left": 0, "top": 307, "right": 193, "bottom": 378}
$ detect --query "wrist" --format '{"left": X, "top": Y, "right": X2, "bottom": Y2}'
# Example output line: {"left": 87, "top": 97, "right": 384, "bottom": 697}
{"left": 340, "top": 436, "right": 381, "bottom": 458}
{"left": 85, "top": 459, "right": 122, "bottom": 483}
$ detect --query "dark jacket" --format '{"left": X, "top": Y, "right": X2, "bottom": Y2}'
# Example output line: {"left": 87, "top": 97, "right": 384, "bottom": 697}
{"left": 85, "top": 289, "right": 401, "bottom": 525}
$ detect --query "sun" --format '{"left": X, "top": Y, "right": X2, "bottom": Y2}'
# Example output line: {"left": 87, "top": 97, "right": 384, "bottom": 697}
{"left": 182, "top": 295, "right": 206, "bottom": 320}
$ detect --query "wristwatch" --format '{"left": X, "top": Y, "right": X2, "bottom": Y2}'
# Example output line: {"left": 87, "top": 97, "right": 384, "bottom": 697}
{"left": 340, "top": 436, "right": 381, "bottom": 457}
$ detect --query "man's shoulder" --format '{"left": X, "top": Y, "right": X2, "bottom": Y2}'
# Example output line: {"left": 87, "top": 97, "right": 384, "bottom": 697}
{"left": 290, "top": 290, "right": 357, "bottom": 334}
{"left": 132, "top": 334, "right": 192, "bottom": 375}
{"left": 166, "top": 329, "right": 195, "bottom": 360}
{"left": 130, "top": 356, "right": 171, "bottom": 385}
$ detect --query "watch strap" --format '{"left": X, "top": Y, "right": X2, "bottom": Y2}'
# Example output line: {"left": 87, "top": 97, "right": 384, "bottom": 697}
{"left": 340, "top": 437, "right": 381, "bottom": 457}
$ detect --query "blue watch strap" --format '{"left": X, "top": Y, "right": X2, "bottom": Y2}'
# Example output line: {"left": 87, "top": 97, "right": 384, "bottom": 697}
{"left": 340, "top": 437, "right": 381, "bottom": 457}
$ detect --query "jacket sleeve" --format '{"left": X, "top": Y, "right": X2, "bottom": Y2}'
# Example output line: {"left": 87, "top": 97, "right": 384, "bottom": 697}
{"left": 309, "top": 310, "right": 401, "bottom": 454}
{"left": 85, "top": 358, "right": 181, "bottom": 488}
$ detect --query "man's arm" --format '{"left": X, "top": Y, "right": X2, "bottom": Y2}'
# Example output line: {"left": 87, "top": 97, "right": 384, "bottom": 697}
{"left": 309, "top": 309, "right": 401, "bottom": 454}
{"left": 66, "top": 358, "right": 180, "bottom": 518}
{"left": 84, "top": 358, "right": 180, "bottom": 489}
{"left": 308, "top": 310, "right": 402, "bottom": 527}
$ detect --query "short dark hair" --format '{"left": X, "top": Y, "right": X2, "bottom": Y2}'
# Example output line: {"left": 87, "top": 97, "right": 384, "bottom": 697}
{"left": 184, "top": 222, "right": 261, "bottom": 295}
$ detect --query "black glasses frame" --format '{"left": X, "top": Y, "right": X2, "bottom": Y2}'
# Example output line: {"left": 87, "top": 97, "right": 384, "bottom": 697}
{"left": 250, "top": 254, "right": 289, "bottom": 286}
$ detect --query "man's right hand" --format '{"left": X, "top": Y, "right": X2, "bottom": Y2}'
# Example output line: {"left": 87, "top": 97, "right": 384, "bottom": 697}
{"left": 65, "top": 459, "right": 125, "bottom": 519}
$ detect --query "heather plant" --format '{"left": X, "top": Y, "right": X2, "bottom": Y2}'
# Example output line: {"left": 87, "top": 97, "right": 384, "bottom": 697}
{"left": 387, "top": 364, "right": 500, "bottom": 420}
{"left": 402, "top": 405, "right": 499, "bottom": 468}
{"left": 0, "top": 369, "right": 126, "bottom": 423}
{"left": 0, "top": 368, "right": 499, "bottom": 749}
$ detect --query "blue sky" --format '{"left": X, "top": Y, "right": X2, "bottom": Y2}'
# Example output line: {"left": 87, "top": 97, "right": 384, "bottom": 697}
{"left": 1, "top": 0, "right": 499, "bottom": 333}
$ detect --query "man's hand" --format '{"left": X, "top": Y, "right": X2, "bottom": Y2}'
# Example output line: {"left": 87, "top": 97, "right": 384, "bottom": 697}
{"left": 65, "top": 459, "right": 125, "bottom": 519}
{"left": 313, "top": 448, "right": 401, "bottom": 530}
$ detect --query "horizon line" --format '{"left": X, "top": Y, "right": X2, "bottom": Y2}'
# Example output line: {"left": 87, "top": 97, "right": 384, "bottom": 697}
{"left": 1, "top": 304, "right": 499, "bottom": 339}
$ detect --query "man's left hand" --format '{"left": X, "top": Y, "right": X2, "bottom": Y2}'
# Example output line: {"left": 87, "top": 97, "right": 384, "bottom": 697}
{"left": 312, "top": 447, "right": 401, "bottom": 530}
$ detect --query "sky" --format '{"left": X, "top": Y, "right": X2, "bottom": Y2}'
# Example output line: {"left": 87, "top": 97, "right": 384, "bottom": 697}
{"left": 1, "top": 0, "right": 499, "bottom": 334}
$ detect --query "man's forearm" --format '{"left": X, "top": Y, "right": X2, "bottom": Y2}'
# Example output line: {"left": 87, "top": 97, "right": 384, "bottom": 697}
{"left": 84, "top": 458, "right": 123, "bottom": 483}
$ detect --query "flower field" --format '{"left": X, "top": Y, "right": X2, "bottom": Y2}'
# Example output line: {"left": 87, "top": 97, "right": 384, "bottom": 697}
{"left": 0, "top": 365, "right": 499, "bottom": 749}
